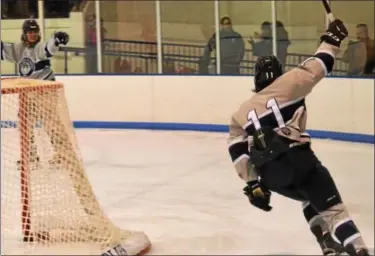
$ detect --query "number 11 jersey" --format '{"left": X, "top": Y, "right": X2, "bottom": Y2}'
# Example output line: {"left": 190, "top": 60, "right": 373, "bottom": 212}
{"left": 227, "top": 42, "right": 340, "bottom": 181}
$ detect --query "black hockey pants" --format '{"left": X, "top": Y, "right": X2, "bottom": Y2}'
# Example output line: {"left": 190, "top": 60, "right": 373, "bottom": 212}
{"left": 257, "top": 144, "right": 343, "bottom": 212}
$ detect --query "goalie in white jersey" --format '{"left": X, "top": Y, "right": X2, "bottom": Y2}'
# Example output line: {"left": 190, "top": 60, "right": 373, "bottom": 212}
{"left": 1, "top": 19, "right": 70, "bottom": 166}
{"left": 1, "top": 19, "right": 69, "bottom": 80}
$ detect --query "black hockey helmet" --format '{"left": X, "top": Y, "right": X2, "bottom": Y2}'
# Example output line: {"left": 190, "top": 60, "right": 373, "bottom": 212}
{"left": 254, "top": 55, "right": 283, "bottom": 92}
{"left": 21, "top": 19, "right": 41, "bottom": 46}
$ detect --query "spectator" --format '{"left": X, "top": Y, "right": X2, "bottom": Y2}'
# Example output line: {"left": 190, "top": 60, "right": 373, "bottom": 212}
{"left": 249, "top": 20, "right": 290, "bottom": 69}
{"left": 249, "top": 21, "right": 273, "bottom": 57}
{"left": 342, "top": 24, "right": 374, "bottom": 76}
{"left": 356, "top": 24, "right": 375, "bottom": 75}
{"left": 275, "top": 21, "right": 291, "bottom": 69}
{"left": 200, "top": 16, "right": 245, "bottom": 75}
{"left": 85, "top": 14, "right": 107, "bottom": 74}
{"left": 341, "top": 39, "right": 366, "bottom": 76}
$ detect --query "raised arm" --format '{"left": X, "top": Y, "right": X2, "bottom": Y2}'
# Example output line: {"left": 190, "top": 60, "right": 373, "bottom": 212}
{"left": 35, "top": 32, "right": 69, "bottom": 59}
{"left": 272, "top": 20, "right": 348, "bottom": 100}
{"left": 1, "top": 41, "right": 17, "bottom": 62}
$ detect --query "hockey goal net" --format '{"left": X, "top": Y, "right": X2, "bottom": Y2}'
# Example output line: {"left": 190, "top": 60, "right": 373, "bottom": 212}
{"left": 1, "top": 78, "right": 151, "bottom": 255}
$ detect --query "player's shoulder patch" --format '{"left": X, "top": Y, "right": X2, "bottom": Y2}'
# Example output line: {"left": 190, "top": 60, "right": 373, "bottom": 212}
{"left": 280, "top": 127, "right": 292, "bottom": 136}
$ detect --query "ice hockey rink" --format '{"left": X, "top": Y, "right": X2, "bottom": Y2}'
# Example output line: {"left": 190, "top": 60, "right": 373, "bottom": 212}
{"left": 76, "top": 129, "right": 374, "bottom": 255}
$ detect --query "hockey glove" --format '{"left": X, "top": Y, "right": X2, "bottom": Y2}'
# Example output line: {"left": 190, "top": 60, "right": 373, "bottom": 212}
{"left": 320, "top": 19, "right": 348, "bottom": 47}
{"left": 244, "top": 180, "right": 272, "bottom": 212}
{"left": 54, "top": 31, "right": 69, "bottom": 46}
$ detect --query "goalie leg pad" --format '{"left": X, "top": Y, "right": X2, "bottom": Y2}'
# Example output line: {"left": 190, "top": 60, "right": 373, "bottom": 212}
{"left": 101, "top": 231, "right": 151, "bottom": 256}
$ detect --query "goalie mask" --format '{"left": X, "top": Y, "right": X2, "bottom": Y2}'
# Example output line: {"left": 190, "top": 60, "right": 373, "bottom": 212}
{"left": 254, "top": 55, "right": 283, "bottom": 92}
{"left": 21, "top": 19, "right": 41, "bottom": 47}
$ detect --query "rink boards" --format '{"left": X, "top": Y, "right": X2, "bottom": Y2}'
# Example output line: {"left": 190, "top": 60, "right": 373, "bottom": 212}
{"left": 1, "top": 75, "right": 374, "bottom": 143}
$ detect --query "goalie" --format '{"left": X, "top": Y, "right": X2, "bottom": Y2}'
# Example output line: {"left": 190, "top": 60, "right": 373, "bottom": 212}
{"left": 1, "top": 19, "right": 70, "bottom": 167}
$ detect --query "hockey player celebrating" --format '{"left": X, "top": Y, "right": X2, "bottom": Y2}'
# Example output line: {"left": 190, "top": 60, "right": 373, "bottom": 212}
{"left": 1, "top": 19, "right": 70, "bottom": 166}
{"left": 1, "top": 19, "right": 69, "bottom": 80}
{"left": 227, "top": 19, "right": 370, "bottom": 256}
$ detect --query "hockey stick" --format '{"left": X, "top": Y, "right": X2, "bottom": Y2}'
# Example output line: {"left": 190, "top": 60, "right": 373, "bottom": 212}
{"left": 321, "top": 0, "right": 335, "bottom": 22}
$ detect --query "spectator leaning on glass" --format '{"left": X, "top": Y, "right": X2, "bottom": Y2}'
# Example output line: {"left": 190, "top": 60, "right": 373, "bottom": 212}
{"left": 342, "top": 24, "right": 369, "bottom": 76}
{"left": 355, "top": 24, "right": 375, "bottom": 75}
{"left": 200, "top": 16, "right": 245, "bottom": 75}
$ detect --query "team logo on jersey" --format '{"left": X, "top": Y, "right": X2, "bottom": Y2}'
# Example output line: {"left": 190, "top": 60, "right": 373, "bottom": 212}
{"left": 18, "top": 57, "right": 35, "bottom": 77}
{"left": 280, "top": 127, "right": 291, "bottom": 136}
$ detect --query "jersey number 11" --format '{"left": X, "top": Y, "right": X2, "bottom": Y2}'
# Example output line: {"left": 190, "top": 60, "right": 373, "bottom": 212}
{"left": 247, "top": 98, "right": 286, "bottom": 130}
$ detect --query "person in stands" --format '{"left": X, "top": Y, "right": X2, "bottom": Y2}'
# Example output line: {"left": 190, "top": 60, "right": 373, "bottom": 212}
{"left": 200, "top": 16, "right": 245, "bottom": 75}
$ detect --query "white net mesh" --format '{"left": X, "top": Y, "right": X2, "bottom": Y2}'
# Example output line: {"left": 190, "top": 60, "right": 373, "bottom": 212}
{"left": 1, "top": 78, "right": 151, "bottom": 255}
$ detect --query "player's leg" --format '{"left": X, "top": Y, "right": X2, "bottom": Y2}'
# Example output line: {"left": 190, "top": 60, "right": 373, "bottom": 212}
{"left": 273, "top": 185, "right": 344, "bottom": 255}
{"left": 298, "top": 163, "right": 369, "bottom": 256}
{"left": 302, "top": 201, "right": 345, "bottom": 255}
{"left": 250, "top": 129, "right": 364, "bottom": 255}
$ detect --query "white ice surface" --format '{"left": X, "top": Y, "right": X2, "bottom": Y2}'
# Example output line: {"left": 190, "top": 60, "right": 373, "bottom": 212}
{"left": 77, "top": 129, "right": 374, "bottom": 255}
{"left": 6, "top": 129, "right": 372, "bottom": 255}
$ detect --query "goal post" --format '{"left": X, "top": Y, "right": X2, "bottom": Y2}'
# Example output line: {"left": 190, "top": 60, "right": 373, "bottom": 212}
{"left": 1, "top": 78, "right": 151, "bottom": 255}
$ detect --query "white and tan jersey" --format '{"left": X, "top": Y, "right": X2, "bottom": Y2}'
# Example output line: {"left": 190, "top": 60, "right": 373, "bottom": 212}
{"left": 228, "top": 42, "right": 340, "bottom": 182}
{"left": 1, "top": 36, "right": 59, "bottom": 81}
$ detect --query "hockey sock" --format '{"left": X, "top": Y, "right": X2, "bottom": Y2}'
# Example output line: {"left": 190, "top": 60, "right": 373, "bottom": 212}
{"left": 303, "top": 201, "right": 329, "bottom": 240}
{"left": 303, "top": 202, "right": 346, "bottom": 255}
{"left": 319, "top": 204, "right": 368, "bottom": 255}
{"left": 333, "top": 218, "right": 367, "bottom": 254}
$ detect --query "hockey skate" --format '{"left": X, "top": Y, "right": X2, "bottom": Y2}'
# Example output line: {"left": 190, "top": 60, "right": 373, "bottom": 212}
{"left": 355, "top": 249, "right": 370, "bottom": 256}
{"left": 345, "top": 245, "right": 370, "bottom": 256}
{"left": 318, "top": 232, "right": 345, "bottom": 256}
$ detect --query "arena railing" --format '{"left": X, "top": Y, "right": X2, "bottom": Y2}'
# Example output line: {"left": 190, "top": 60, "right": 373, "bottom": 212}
{"left": 2, "top": 39, "right": 348, "bottom": 75}
{"left": 59, "top": 38, "right": 348, "bottom": 75}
